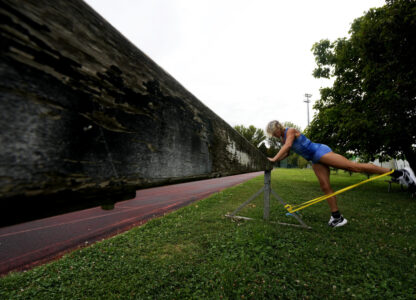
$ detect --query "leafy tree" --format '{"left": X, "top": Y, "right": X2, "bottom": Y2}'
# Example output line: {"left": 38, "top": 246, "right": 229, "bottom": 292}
{"left": 308, "top": 0, "right": 416, "bottom": 171}
{"left": 258, "top": 142, "right": 268, "bottom": 156}
{"left": 283, "top": 122, "right": 302, "bottom": 132}
{"left": 267, "top": 136, "right": 280, "bottom": 149}
{"left": 297, "top": 156, "right": 309, "bottom": 169}
{"left": 234, "top": 125, "right": 266, "bottom": 148}
{"left": 266, "top": 144, "right": 279, "bottom": 164}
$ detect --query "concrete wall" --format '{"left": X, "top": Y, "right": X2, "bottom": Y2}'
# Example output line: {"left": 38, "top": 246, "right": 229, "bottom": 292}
{"left": 0, "top": 0, "right": 272, "bottom": 222}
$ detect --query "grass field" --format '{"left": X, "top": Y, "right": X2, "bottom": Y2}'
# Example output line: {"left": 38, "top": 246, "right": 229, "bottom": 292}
{"left": 1, "top": 169, "right": 415, "bottom": 299}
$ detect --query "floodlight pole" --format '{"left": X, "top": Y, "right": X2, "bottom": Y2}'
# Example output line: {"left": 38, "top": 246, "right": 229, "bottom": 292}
{"left": 304, "top": 93, "right": 312, "bottom": 126}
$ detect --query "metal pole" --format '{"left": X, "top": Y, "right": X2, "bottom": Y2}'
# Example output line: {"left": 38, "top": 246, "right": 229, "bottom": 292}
{"left": 263, "top": 170, "right": 271, "bottom": 220}
{"left": 304, "top": 93, "right": 312, "bottom": 126}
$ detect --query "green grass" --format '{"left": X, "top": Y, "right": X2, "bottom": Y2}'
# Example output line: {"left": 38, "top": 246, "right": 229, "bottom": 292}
{"left": 1, "top": 169, "right": 415, "bottom": 299}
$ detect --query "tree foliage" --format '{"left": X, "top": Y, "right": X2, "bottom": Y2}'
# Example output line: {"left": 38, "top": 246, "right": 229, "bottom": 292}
{"left": 233, "top": 125, "right": 266, "bottom": 148}
{"left": 258, "top": 142, "right": 268, "bottom": 156}
{"left": 308, "top": 0, "right": 416, "bottom": 170}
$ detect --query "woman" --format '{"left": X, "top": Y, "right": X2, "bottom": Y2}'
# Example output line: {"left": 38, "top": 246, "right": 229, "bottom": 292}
{"left": 266, "top": 120, "right": 415, "bottom": 227}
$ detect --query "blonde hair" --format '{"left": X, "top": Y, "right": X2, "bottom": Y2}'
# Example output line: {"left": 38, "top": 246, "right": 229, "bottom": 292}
{"left": 266, "top": 120, "right": 283, "bottom": 137}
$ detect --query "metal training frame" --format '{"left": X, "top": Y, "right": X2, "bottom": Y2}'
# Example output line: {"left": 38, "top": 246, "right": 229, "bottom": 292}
{"left": 225, "top": 170, "right": 311, "bottom": 229}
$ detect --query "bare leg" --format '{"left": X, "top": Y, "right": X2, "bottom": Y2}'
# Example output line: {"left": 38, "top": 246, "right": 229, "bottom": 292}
{"left": 319, "top": 152, "right": 390, "bottom": 174}
{"left": 312, "top": 163, "right": 338, "bottom": 212}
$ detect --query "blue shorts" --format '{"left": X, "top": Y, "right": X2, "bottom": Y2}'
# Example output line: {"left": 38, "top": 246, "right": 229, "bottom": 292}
{"left": 311, "top": 144, "right": 332, "bottom": 164}
{"left": 289, "top": 132, "right": 333, "bottom": 164}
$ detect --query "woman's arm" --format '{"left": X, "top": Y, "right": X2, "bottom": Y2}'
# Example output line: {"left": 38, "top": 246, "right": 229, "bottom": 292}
{"left": 267, "top": 128, "right": 296, "bottom": 162}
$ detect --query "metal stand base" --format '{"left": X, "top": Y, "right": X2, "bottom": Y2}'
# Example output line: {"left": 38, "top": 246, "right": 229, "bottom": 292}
{"left": 225, "top": 170, "right": 311, "bottom": 229}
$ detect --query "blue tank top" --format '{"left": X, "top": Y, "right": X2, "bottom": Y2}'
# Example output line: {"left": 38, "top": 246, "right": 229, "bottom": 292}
{"left": 283, "top": 128, "right": 321, "bottom": 162}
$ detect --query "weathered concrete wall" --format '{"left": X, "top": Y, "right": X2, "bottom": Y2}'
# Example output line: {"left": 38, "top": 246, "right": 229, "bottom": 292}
{"left": 0, "top": 0, "right": 272, "bottom": 221}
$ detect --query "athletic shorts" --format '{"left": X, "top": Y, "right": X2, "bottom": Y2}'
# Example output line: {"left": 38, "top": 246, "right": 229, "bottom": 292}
{"left": 311, "top": 144, "right": 332, "bottom": 164}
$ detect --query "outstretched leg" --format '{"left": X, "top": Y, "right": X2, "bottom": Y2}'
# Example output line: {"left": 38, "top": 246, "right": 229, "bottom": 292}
{"left": 313, "top": 162, "right": 348, "bottom": 227}
{"left": 312, "top": 163, "right": 338, "bottom": 212}
{"left": 319, "top": 152, "right": 390, "bottom": 174}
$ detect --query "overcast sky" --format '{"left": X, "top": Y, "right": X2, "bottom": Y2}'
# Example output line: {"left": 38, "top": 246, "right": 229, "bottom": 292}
{"left": 84, "top": 0, "right": 385, "bottom": 131}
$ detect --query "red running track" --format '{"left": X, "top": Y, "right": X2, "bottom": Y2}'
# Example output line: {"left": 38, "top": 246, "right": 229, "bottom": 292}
{"left": 0, "top": 171, "right": 263, "bottom": 275}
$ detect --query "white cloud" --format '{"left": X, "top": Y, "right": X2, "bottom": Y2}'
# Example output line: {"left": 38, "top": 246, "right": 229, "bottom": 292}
{"left": 85, "top": 0, "right": 385, "bottom": 131}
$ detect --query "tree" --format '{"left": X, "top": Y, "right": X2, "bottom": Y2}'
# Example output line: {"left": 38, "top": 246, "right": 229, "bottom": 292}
{"left": 233, "top": 125, "right": 266, "bottom": 148}
{"left": 308, "top": 0, "right": 416, "bottom": 171}
{"left": 258, "top": 142, "right": 268, "bottom": 156}
{"left": 297, "top": 156, "right": 309, "bottom": 169}
{"left": 283, "top": 122, "right": 302, "bottom": 132}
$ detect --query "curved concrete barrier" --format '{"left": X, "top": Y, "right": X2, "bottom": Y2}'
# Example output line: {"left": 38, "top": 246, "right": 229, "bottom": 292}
{"left": 0, "top": 0, "right": 272, "bottom": 225}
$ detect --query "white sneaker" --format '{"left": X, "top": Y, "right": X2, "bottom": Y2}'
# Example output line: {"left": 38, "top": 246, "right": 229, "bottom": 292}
{"left": 328, "top": 215, "right": 348, "bottom": 228}
{"left": 397, "top": 167, "right": 416, "bottom": 186}
{"left": 404, "top": 167, "right": 416, "bottom": 185}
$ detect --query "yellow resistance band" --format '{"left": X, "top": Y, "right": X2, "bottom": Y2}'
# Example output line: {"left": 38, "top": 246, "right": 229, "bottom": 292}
{"left": 285, "top": 170, "right": 394, "bottom": 214}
